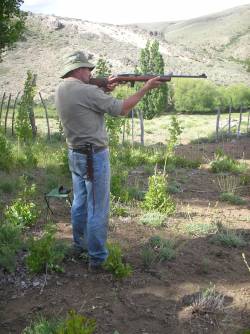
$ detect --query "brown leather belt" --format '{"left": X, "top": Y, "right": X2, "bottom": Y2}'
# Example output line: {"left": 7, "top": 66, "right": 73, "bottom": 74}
{"left": 72, "top": 146, "right": 106, "bottom": 155}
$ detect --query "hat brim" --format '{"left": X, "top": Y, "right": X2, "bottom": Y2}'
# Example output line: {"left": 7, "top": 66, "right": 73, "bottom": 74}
{"left": 61, "top": 62, "right": 95, "bottom": 78}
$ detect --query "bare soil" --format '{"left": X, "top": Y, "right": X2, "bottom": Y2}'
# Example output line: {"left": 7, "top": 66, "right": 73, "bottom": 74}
{"left": 0, "top": 139, "right": 250, "bottom": 334}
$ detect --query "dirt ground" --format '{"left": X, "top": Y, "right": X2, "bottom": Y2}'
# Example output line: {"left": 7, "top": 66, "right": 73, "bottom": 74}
{"left": 0, "top": 138, "right": 250, "bottom": 334}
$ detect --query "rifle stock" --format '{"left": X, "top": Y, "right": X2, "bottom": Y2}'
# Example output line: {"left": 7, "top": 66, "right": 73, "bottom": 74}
{"left": 89, "top": 73, "right": 207, "bottom": 88}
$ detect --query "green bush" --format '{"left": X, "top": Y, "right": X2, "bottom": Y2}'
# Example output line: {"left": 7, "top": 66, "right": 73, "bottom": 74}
{"left": 26, "top": 225, "right": 68, "bottom": 273}
{"left": 142, "top": 173, "right": 175, "bottom": 215}
{"left": 0, "top": 131, "right": 14, "bottom": 171}
{"left": 5, "top": 198, "right": 38, "bottom": 228}
{"left": 57, "top": 310, "right": 96, "bottom": 334}
{"left": 210, "top": 151, "right": 247, "bottom": 174}
{"left": 185, "top": 222, "right": 218, "bottom": 237}
{"left": 0, "top": 222, "right": 22, "bottom": 272}
{"left": 104, "top": 243, "right": 132, "bottom": 278}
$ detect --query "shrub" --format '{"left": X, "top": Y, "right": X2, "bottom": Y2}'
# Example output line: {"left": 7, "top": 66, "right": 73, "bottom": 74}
{"left": 104, "top": 243, "right": 132, "bottom": 278}
{"left": 26, "top": 224, "right": 68, "bottom": 273}
{"left": 185, "top": 222, "right": 218, "bottom": 237}
{"left": 210, "top": 150, "right": 247, "bottom": 174}
{"left": 142, "top": 173, "right": 175, "bottom": 215}
{"left": 0, "top": 222, "right": 22, "bottom": 272}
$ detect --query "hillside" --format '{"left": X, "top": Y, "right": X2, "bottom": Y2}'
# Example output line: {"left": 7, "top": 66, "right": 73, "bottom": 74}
{"left": 0, "top": 5, "right": 249, "bottom": 101}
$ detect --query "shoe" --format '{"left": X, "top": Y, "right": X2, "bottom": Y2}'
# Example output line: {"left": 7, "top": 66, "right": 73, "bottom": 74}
{"left": 88, "top": 262, "right": 107, "bottom": 274}
{"left": 67, "top": 246, "right": 89, "bottom": 262}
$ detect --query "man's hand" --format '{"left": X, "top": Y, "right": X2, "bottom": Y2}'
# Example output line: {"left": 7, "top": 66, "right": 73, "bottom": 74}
{"left": 144, "top": 76, "right": 164, "bottom": 91}
{"left": 106, "top": 76, "right": 119, "bottom": 92}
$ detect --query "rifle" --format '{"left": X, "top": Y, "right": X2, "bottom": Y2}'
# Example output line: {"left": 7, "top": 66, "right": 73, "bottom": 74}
{"left": 89, "top": 73, "right": 207, "bottom": 88}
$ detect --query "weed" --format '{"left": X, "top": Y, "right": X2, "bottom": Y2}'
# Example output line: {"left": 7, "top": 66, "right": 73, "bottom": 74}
{"left": 110, "top": 196, "right": 128, "bottom": 217}
{"left": 219, "top": 192, "right": 246, "bottom": 205}
{"left": 26, "top": 224, "right": 68, "bottom": 273}
{"left": 211, "top": 229, "right": 247, "bottom": 248}
{"left": 216, "top": 174, "right": 240, "bottom": 193}
{"left": 141, "top": 246, "right": 158, "bottom": 267}
{"left": 139, "top": 211, "right": 166, "bottom": 227}
{"left": 0, "top": 222, "right": 22, "bottom": 272}
{"left": 104, "top": 243, "right": 132, "bottom": 278}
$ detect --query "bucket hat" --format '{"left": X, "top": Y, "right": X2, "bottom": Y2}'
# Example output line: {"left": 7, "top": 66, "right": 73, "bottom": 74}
{"left": 61, "top": 51, "right": 95, "bottom": 78}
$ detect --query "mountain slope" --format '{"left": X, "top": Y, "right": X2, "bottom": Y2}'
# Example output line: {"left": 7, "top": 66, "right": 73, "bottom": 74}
{"left": 0, "top": 5, "right": 249, "bottom": 101}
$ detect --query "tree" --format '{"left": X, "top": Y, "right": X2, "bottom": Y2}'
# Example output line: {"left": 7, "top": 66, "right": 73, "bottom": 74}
{"left": 137, "top": 40, "right": 168, "bottom": 119}
{"left": 0, "top": 0, "right": 26, "bottom": 61}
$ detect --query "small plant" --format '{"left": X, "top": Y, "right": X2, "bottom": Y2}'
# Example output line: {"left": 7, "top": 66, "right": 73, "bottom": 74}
{"left": 26, "top": 224, "right": 68, "bottom": 273}
{"left": 141, "top": 246, "right": 158, "bottom": 267}
{"left": 139, "top": 211, "right": 166, "bottom": 227}
{"left": 104, "top": 243, "right": 132, "bottom": 278}
{"left": 216, "top": 174, "right": 240, "bottom": 193}
{"left": 142, "top": 172, "right": 175, "bottom": 215}
{"left": 0, "top": 222, "right": 22, "bottom": 272}
{"left": 211, "top": 229, "right": 247, "bottom": 248}
{"left": 219, "top": 192, "right": 246, "bottom": 205}
{"left": 57, "top": 310, "right": 96, "bottom": 334}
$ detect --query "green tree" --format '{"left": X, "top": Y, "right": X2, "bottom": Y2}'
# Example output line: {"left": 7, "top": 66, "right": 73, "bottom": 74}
{"left": 94, "top": 55, "right": 127, "bottom": 148}
{"left": 137, "top": 40, "right": 168, "bottom": 119}
{"left": 225, "top": 84, "right": 250, "bottom": 110}
{"left": 0, "top": 0, "right": 26, "bottom": 60}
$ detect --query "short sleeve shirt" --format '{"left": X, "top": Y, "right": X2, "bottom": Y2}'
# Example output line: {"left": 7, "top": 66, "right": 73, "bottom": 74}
{"left": 55, "top": 78, "right": 123, "bottom": 148}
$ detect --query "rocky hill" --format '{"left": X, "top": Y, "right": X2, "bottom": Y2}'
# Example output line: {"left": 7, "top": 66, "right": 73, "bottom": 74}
{"left": 0, "top": 4, "right": 249, "bottom": 101}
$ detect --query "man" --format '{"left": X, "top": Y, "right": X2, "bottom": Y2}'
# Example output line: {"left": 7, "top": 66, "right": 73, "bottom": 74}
{"left": 55, "top": 51, "right": 163, "bottom": 271}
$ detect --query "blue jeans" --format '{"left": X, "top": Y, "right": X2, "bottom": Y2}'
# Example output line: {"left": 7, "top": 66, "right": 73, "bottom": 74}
{"left": 68, "top": 148, "right": 110, "bottom": 265}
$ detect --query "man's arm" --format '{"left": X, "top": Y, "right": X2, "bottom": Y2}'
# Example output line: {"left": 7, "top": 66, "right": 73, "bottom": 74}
{"left": 120, "top": 76, "right": 163, "bottom": 116}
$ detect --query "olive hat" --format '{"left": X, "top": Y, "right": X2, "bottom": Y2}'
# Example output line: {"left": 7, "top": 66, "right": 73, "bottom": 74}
{"left": 60, "top": 51, "right": 95, "bottom": 78}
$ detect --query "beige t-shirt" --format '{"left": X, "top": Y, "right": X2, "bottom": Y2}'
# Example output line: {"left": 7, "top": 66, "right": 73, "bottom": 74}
{"left": 55, "top": 78, "right": 123, "bottom": 149}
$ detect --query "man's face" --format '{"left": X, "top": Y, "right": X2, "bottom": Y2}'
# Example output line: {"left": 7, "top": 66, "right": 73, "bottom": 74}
{"left": 79, "top": 67, "right": 92, "bottom": 83}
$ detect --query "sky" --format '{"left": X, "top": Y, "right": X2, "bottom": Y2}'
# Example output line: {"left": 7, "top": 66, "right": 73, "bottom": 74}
{"left": 21, "top": 0, "right": 250, "bottom": 24}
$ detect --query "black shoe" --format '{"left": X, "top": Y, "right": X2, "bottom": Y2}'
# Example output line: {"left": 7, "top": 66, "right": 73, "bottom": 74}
{"left": 88, "top": 263, "right": 107, "bottom": 274}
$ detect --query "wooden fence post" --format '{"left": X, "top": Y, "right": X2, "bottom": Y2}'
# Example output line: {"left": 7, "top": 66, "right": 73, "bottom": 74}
{"left": 11, "top": 92, "right": 20, "bottom": 136}
{"left": 39, "top": 92, "right": 51, "bottom": 141}
{"left": 0, "top": 92, "right": 6, "bottom": 127}
{"left": 138, "top": 109, "right": 144, "bottom": 146}
{"left": 216, "top": 107, "right": 220, "bottom": 142}
{"left": 4, "top": 93, "right": 11, "bottom": 134}
{"left": 237, "top": 105, "right": 243, "bottom": 139}
{"left": 131, "top": 109, "right": 134, "bottom": 147}
{"left": 228, "top": 104, "right": 232, "bottom": 137}
{"left": 247, "top": 108, "right": 250, "bottom": 133}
